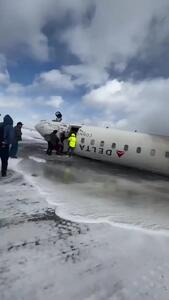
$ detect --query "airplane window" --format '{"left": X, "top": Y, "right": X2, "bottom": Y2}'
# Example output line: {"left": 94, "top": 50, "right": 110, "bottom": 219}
{"left": 112, "top": 143, "right": 116, "bottom": 149}
{"left": 81, "top": 138, "right": 85, "bottom": 144}
{"left": 165, "top": 151, "right": 169, "bottom": 158}
{"left": 150, "top": 149, "right": 156, "bottom": 156}
{"left": 124, "top": 145, "right": 128, "bottom": 151}
{"left": 91, "top": 139, "right": 95, "bottom": 145}
{"left": 100, "top": 141, "right": 104, "bottom": 147}
{"left": 136, "top": 147, "right": 141, "bottom": 153}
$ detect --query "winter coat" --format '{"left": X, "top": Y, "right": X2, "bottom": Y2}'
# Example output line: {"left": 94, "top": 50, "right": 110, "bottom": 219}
{"left": 3, "top": 115, "right": 14, "bottom": 145}
{"left": 68, "top": 135, "right": 77, "bottom": 148}
{"left": 49, "top": 132, "right": 59, "bottom": 146}
{"left": 13, "top": 126, "right": 22, "bottom": 143}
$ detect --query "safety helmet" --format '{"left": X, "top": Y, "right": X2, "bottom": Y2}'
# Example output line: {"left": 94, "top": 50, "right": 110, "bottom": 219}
{"left": 71, "top": 133, "right": 75, "bottom": 137}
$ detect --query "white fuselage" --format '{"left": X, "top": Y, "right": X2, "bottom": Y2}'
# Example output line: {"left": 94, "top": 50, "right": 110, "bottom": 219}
{"left": 35, "top": 121, "right": 169, "bottom": 176}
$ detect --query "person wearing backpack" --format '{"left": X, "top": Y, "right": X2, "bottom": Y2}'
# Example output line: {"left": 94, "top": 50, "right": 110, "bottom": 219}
{"left": 0, "top": 115, "right": 14, "bottom": 177}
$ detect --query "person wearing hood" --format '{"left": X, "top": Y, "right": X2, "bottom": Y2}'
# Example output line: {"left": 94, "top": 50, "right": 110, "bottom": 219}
{"left": 0, "top": 115, "right": 14, "bottom": 177}
{"left": 9, "top": 122, "right": 23, "bottom": 158}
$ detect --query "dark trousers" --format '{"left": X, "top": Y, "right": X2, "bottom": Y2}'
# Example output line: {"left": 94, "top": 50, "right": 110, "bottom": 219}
{"left": 68, "top": 147, "right": 75, "bottom": 156}
{"left": 46, "top": 142, "right": 61, "bottom": 155}
{"left": 46, "top": 142, "right": 54, "bottom": 155}
{"left": 59, "top": 143, "right": 64, "bottom": 154}
{"left": 0, "top": 145, "right": 9, "bottom": 176}
{"left": 9, "top": 142, "right": 18, "bottom": 157}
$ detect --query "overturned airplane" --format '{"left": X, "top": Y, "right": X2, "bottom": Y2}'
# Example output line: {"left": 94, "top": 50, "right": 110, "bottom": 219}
{"left": 35, "top": 116, "right": 169, "bottom": 176}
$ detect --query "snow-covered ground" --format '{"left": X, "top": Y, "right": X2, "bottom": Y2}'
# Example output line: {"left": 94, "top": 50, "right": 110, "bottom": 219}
{"left": 1, "top": 129, "right": 169, "bottom": 299}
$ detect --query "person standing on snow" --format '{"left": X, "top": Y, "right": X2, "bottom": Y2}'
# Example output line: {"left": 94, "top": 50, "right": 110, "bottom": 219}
{"left": 0, "top": 115, "right": 14, "bottom": 177}
{"left": 9, "top": 122, "right": 23, "bottom": 158}
{"left": 46, "top": 130, "right": 59, "bottom": 155}
{"left": 59, "top": 131, "right": 67, "bottom": 154}
{"left": 68, "top": 133, "right": 77, "bottom": 156}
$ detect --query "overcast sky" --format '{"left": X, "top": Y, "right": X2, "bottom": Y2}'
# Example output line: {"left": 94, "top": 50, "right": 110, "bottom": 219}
{"left": 0, "top": 0, "right": 169, "bottom": 134}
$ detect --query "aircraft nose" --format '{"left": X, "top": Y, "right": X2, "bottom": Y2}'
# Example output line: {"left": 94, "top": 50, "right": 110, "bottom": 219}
{"left": 35, "top": 122, "right": 44, "bottom": 136}
{"left": 35, "top": 122, "right": 40, "bottom": 132}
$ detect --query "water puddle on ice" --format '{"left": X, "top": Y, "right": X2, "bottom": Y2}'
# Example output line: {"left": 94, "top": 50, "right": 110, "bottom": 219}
{"left": 13, "top": 154, "right": 169, "bottom": 232}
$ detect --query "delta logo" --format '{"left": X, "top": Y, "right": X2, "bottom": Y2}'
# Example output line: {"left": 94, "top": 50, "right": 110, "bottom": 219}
{"left": 116, "top": 150, "right": 125, "bottom": 158}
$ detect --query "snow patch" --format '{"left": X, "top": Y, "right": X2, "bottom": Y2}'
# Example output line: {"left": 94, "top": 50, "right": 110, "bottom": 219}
{"left": 29, "top": 156, "right": 46, "bottom": 163}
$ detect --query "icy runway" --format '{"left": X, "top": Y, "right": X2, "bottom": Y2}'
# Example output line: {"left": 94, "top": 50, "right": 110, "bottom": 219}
{"left": 1, "top": 139, "right": 169, "bottom": 299}
{"left": 19, "top": 142, "right": 169, "bottom": 232}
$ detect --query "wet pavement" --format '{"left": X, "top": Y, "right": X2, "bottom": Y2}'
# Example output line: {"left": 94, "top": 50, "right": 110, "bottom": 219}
{"left": 19, "top": 142, "right": 169, "bottom": 231}
{"left": 1, "top": 142, "right": 169, "bottom": 299}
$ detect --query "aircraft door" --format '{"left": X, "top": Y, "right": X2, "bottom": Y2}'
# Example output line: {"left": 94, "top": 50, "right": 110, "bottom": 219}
{"left": 69, "top": 125, "right": 81, "bottom": 134}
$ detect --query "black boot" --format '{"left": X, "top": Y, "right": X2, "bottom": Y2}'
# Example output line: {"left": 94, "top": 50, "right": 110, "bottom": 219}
{"left": 2, "top": 172, "right": 7, "bottom": 177}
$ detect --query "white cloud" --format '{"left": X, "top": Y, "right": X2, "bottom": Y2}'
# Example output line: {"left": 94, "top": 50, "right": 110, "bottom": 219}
{"left": 0, "top": 65, "right": 64, "bottom": 124}
{"left": 0, "top": 54, "right": 10, "bottom": 85}
{"left": 0, "top": 0, "right": 168, "bottom": 80}
{"left": 83, "top": 80, "right": 128, "bottom": 110}
{"left": 63, "top": 1, "right": 169, "bottom": 68}
{"left": 6, "top": 83, "right": 25, "bottom": 94}
{"left": 43, "top": 96, "right": 64, "bottom": 108}
{"left": 0, "top": 71, "right": 9, "bottom": 85}
{"left": 0, "top": 0, "right": 92, "bottom": 61}
{"left": 63, "top": 64, "right": 109, "bottom": 87}
{"left": 31, "top": 114, "right": 41, "bottom": 120}
{"left": 1, "top": 0, "right": 169, "bottom": 133}
{"left": 34, "top": 65, "right": 108, "bottom": 90}
{"left": 82, "top": 78, "right": 169, "bottom": 135}
{"left": 34, "top": 69, "right": 74, "bottom": 90}
{"left": 0, "top": 94, "right": 24, "bottom": 108}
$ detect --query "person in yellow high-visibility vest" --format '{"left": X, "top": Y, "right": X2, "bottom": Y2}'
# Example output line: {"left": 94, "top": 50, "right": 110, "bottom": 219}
{"left": 68, "top": 133, "right": 77, "bottom": 156}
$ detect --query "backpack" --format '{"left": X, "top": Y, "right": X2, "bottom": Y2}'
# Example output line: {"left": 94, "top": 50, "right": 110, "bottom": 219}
{"left": 0, "top": 123, "right": 4, "bottom": 147}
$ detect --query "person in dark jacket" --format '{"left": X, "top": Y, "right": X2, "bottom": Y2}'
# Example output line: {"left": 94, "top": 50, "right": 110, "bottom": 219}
{"left": 0, "top": 115, "right": 14, "bottom": 177}
{"left": 59, "top": 131, "right": 66, "bottom": 154}
{"left": 46, "top": 130, "right": 59, "bottom": 155}
{"left": 9, "top": 122, "right": 23, "bottom": 158}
